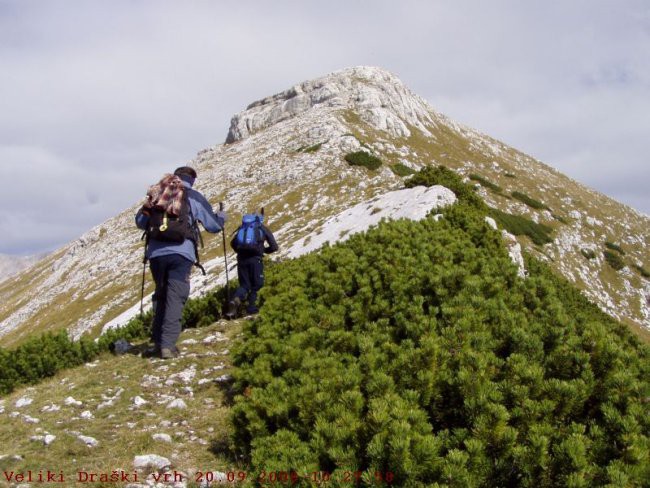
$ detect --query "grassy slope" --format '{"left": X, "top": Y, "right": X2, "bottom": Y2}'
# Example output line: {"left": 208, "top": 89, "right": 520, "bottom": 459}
{"left": 0, "top": 321, "right": 242, "bottom": 487}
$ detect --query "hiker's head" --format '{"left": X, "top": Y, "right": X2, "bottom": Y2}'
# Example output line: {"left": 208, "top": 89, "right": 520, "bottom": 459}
{"left": 174, "top": 166, "right": 197, "bottom": 186}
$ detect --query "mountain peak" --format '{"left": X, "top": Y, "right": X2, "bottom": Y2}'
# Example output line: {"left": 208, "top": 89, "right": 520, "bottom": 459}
{"left": 225, "top": 66, "right": 436, "bottom": 143}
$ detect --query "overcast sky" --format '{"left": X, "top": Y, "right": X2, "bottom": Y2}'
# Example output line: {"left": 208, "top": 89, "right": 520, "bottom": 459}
{"left": 1, "top": 0, "right": 648, "bottom": 256}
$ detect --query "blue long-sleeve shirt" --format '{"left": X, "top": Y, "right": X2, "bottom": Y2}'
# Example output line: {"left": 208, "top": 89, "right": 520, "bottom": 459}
{"left": 136, "top": 181, "right": 224, "bottom": 262}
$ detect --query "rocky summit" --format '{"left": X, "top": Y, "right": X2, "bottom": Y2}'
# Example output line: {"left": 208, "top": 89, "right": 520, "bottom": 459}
{"left": 0, "top": 66, "right": 648, "bottom": 347}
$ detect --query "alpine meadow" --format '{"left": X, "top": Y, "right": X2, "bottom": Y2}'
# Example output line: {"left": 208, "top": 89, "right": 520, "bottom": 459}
{"left": 0, "top": 67, "right": 649, "bottom": 487}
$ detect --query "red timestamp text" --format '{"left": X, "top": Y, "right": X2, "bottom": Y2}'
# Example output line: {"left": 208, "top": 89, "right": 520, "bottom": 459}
{"left": 256, "top": 470, "right": 395, "bottom": 484}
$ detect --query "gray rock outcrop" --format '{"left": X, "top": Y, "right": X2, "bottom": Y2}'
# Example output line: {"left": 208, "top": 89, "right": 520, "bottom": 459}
{"left": 226, "top": 66, "right": 436, "bottom": 143}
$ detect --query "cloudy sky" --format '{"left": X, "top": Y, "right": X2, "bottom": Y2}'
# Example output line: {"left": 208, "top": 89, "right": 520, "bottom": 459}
{"left": 1, "top": 0, "right": 648, "bottom": 256}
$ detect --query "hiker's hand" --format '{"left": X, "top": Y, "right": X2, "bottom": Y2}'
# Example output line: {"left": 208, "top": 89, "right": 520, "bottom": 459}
{"left": 215, "top": 210, "right": 228, "bottom": 222}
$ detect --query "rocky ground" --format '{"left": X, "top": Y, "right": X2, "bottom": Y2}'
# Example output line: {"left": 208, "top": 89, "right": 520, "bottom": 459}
{"left": 0, "top": 319, "right": 249, "bottom": 488}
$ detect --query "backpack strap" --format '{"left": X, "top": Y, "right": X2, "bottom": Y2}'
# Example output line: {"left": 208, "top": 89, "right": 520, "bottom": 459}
{"left": 185, "top": 193, "right": 206, "bottom": 276}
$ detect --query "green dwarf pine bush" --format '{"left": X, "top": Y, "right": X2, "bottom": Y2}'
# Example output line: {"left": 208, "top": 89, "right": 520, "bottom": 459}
{"left": 490, "top": 208, "right": 554, "bottom": 245}
{"left": 229, "top": 167, "right": 649, "bottom": 486}
{"left": 605, "top": 241, "right": 625, "bottom": 255}
{"left": 581, "top": 249, "right": 597, "bottom": 260}
{"left": 604, "top": 250, "right": 626, "bottom": 271}
{"left": 344, "top": 151, "right": 383, "bottom": 170}
{"left": 389, "top": 163, "right": 415, "bottom": 177}
{"left": 406, "top": 165, "right": 552, "bottom": 245}
{"left": 511, "top": 191, "right": 551, "bottom": 211}
{"left": 469, "top": 173, "right": 503, "bottom": 193}
{"left": 552, "top": 213, "right": 569, "bottom": 224}
{"left": 634, "top": 264, "right": 650, "bottom": 279}
{"left": 405, "top": 165, "right": 488, "bottom": 211}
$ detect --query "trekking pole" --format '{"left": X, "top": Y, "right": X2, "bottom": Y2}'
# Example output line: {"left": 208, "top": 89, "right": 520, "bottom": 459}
{"left": 140, "top": 258, "right": 147, "bottom": 317}
{"left": 140, "top": 232, "right": 148, "bottom": 318}
{"left": 220, "top": 202, "right": 230, "bottom": 304}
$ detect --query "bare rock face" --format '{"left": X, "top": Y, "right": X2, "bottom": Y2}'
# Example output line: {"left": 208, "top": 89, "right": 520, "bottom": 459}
{"left": 226, "top": 66, "right": 437, "bottom": 143}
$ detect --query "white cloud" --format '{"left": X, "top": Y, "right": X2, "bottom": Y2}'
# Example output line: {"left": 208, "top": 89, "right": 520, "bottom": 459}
{"left": 1, "top": 0, "right": 649, "bottom": 254}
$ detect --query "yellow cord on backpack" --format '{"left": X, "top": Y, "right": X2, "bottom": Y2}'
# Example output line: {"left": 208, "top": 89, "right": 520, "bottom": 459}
{"left": 160, "top": 213, "right": 169, "bottom": 232}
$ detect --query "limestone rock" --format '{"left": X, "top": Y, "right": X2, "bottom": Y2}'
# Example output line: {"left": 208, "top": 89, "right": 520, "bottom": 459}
{"left": 484, "top": 217, "right": 498, "bottom": 230}
{"left": 41, "top": 404, "right": 61, "bottom": 413}
{"left": 15, "top": 397, "right": 33, "bottom": 408}
{"left": 166, "top": 399, "right": 187, "bottom": 410}
{"left": 64, "top": 396, "right": 82, "bottom": 407}
{"left": 501, "top": 231, "right": 526, "bottom": 278}
{"left": 202, "top": 333, "right": 227, "bottom": 344}
{"left": 133, "top": 454, "right": 172, "bottom": 471}
{"left": 152, "top": 433, "right": 172, "bottom": 443}
{"left": 133, "top": 396, "right": 148, "bottom": 408}
{"left": 226, "top": 66, "right": 435, "bottom": 143}
{"left": 77, "top": 435, "right": 99, "bottom": 447}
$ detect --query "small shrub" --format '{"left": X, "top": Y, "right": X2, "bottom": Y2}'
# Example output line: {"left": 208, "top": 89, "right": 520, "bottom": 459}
{"left": 605, "top": 241, "right": 625, "bottom": 255}
{"left": 490, "top": 208, "right": 554, "bottom": 245}
{"left": 469, "top": 173, "right": 503, "bottom": 193}
{"left": 604, "top": 250, "right": 625, "bottom": 271}
{"left": 511, "top": 191, "right": 550, "bottom": 211}
{"left": 390, "top": 163, "right": 415, "bottom": 177}
{"left": 633, "top": 264, "right": 650, "bottom": 279}
{"left": 303, "top": 142, "right": 323, "bottom": 153}
{"left": 405, "top": 165, "right": 488, "bottom": 211}
{"left": 581, "top": 249, "right": 596, "bottom": 260}
{"left": 344, "top": 151, "right": 382, "bottom": 170}
{"left": 552, "top": 213, "right": 569, "bottom": 224}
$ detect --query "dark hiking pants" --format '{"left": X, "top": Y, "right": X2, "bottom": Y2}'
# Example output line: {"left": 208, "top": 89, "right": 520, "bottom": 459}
{"left": 233, "top": 256, "right": 264, "bottom": 313}
{"left": 150, "top": 254, "right": 193, "bottom": 350}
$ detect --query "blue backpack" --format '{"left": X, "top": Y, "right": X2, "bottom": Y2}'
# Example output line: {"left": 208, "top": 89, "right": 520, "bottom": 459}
{"left": 235, "top": 214, "right": 264, "bottom": 251}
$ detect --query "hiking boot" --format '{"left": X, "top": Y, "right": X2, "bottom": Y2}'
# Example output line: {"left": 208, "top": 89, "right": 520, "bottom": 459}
{"left": 142, "top": 345, "right": 161, "bottom": 358}
{"left": 160, "top": 348, "right": 179, "bottom": 360}
{"left": 225, "top": 298, "right": 240, "bottom": 320}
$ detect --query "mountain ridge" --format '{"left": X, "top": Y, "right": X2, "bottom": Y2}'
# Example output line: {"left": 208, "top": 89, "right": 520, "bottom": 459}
{"left": 0, "top": 66, "right": 648, "bottom": 347}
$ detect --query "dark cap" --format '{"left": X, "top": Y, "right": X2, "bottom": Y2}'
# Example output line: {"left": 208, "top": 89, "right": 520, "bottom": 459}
{"left": 174, "top": 166, "right": 197, "bottom": 179}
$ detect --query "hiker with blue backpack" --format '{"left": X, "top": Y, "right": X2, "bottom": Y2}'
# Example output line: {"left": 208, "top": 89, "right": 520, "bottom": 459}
{"left": 225, "top": 211, "right": 278, "bottom": 319}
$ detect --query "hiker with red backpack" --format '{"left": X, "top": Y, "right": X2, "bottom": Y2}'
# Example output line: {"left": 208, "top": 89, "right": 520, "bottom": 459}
{"left": 136, "top": 166, "right": 227, "bottom": 359}
{"left": 225, "top": 211, "right": 278, "bottom": 319}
